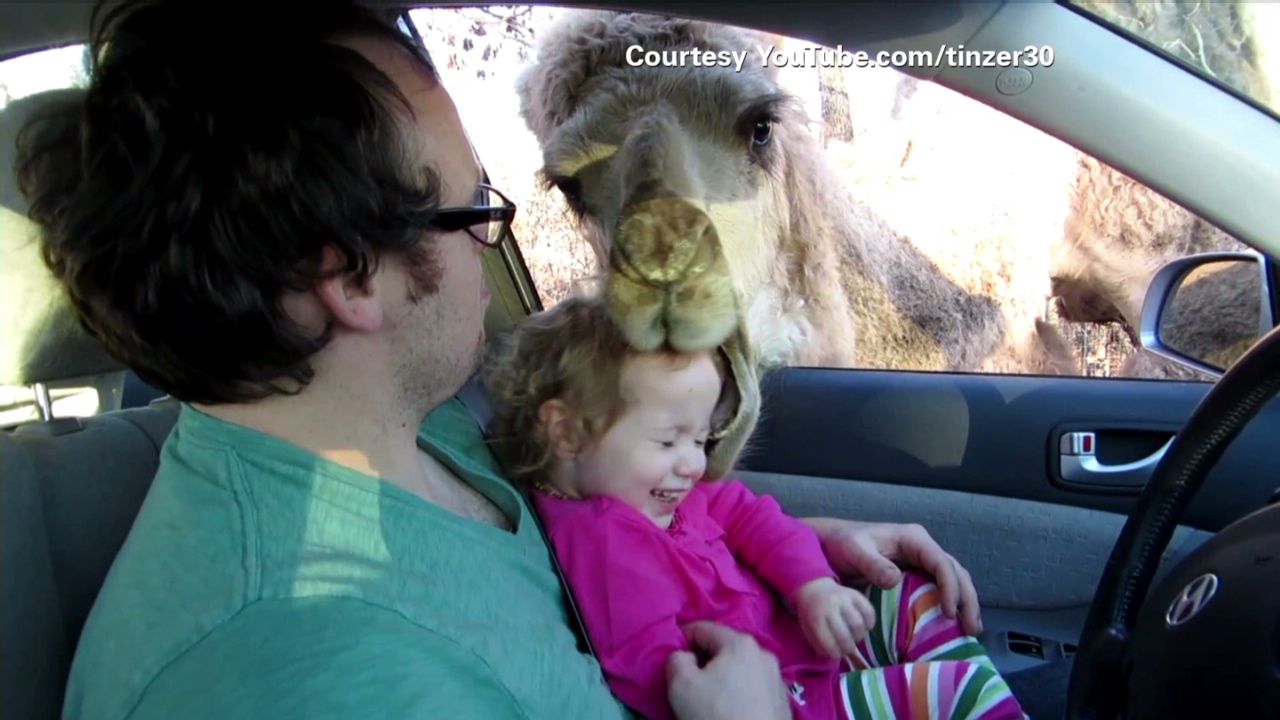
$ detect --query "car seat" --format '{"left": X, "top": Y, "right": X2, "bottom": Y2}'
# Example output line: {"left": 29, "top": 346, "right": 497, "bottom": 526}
{"left": 0, "top": 89, "right": 181, "bottom": 720}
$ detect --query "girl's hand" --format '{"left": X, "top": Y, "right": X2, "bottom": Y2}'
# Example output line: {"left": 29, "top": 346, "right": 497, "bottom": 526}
{"left": 793, "top": 577, "right": 876, "bottom": 659}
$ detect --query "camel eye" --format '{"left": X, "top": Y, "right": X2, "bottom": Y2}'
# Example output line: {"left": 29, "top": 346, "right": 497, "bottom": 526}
{"left": 552, "top": 175, "right": 581, "bottom": 200}
{"left": 550, "top": 175, "right": 585, "bottom": 213}
{"left": 751, "top": 118, "right": 773, "bottom": 147}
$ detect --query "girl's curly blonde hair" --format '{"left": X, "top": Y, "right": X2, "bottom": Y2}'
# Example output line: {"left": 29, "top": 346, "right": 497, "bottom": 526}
{"left": 483, "top": 292, "right": 726, "bottom": 487}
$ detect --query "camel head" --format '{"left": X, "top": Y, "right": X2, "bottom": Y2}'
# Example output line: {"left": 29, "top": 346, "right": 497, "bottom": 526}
{"left": 515, "top": 10, "right": 796, "bottom": 477}
{"left": 517, "top": 11, "right": 796, "bottom": 353}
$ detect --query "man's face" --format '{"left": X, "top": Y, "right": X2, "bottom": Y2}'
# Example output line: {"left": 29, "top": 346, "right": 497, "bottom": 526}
{"left": 344, "top": 34, "right": 492, "bottom": 409}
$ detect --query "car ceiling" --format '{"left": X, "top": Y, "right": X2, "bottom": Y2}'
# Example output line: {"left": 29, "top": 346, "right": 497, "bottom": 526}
{"left": 3, "top": 1, "right": 1278, "bottom": 263}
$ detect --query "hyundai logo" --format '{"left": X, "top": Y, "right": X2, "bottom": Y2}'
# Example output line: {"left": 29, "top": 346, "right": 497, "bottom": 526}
{"left": 1165, "top": 573, "right": 1219, "bottom": 628}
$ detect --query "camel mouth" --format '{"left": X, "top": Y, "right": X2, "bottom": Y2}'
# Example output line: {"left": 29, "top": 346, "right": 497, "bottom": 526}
{"left": 611, "top": 196, "right": 717, "bottom": 289}
{"left": 603, "top": 194, "right": 741, "bottom": 353}
{"left": 607, "top": 244, "right": 706, "bottom": 296}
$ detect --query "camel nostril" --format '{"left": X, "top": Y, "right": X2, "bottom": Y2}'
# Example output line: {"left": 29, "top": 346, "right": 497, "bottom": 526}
{"left": 614, "top": 197, "right": 714, "bottom": 287}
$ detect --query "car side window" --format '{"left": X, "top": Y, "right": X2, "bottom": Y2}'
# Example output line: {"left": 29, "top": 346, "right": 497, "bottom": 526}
{"left": 0, "top": 44, "right": 88, "bottom": 109}
{"left": 401, "top": 8, "right": 1269, "bottom": 383}
{"left": 1, "top": 44, "right": 99, "bottom": 428}
{"left": 408, "top": 6, "right": 598, "bottom": 307}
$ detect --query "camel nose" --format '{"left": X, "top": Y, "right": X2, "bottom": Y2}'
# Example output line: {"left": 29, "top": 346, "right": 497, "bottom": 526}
{"left": 615, "top": 194, "right": 717, "bottom": 287}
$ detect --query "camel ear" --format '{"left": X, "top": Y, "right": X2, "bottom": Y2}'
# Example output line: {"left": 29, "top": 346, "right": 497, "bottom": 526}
{"left": 515, "top": 56, "right": 566, "bottom": 146}
{"left": 515, "top": 9, "right": 615, "bottom": 144}
{"left": 705, "top": 329, "right": 761, "bottom": 480}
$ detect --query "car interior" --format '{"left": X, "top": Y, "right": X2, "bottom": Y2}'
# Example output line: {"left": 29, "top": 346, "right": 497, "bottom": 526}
{"left": 2, "top": 2, "right": 1278, "bottom": 719}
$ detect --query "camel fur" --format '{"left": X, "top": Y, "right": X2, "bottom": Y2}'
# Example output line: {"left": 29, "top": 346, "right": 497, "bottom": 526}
{"left": 1052, "top": 155, "right": 1258, "bottom": 379}
{"left": 1052, "top": 156, "right": 1247, "bottom": 340}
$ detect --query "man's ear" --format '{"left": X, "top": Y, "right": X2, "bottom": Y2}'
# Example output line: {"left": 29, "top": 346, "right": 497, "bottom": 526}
{"left": 313, "top": 245, "right": 384, "bottom": 333}
{"left": 538, "top": 398, "right": 582, "bottom": 459}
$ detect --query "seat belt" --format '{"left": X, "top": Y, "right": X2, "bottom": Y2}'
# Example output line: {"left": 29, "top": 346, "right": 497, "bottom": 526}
{"left": 454, "top": 374, "right": 600, "bottom": 662}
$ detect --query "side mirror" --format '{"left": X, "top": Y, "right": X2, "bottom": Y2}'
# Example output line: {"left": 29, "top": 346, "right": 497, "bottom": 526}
{"left": 1139, "top": 252, "right": 1275, "bottom": 377}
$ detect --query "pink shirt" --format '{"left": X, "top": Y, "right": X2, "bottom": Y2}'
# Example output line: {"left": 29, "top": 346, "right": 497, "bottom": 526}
{"left": 534, "top": 479, "right": 846, "bottom": 720}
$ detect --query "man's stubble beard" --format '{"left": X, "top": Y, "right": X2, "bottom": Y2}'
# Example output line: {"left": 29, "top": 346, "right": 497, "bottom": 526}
{"left": 395, "top": 323, "right": 487, "bottom": 420}
{"left": 474, "top": 325, "right": 486, "bottom": 373}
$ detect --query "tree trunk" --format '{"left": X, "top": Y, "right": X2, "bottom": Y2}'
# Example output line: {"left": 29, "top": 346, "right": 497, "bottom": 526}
{"left": 818, "top": 65, "right": 852, "bottom": 145}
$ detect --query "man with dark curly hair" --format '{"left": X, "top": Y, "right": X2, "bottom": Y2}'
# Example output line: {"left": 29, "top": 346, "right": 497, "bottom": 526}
{"left": 15, "top": 2, "right": 987, "bottom": 718}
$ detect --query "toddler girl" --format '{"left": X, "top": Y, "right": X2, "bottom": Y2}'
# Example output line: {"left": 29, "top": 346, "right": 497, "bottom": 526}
{"left": 485, "top": 294, "right": 1027, "bottom": 720}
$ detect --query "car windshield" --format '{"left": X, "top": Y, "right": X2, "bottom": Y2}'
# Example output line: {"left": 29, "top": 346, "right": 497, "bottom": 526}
{"left": 1068, "top": 1, "right": 1279, "bottom": 119}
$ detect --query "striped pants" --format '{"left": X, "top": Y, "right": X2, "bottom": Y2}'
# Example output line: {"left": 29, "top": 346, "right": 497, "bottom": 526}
{"left": 837, "top": 571, "right": 1027, "bottom": 719}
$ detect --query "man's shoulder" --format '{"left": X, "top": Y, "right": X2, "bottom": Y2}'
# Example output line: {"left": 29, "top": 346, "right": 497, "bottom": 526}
{"left": 419, "top": 396, "right": 479, "bottom": 444}
{"left": 73, "top": 597, "right": 523, "bottom": 720}
{"left": 419, "top": 397, "right": 505, "bottom": 472}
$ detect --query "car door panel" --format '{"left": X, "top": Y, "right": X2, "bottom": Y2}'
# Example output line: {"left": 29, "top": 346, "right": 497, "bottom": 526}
{"left": 738, "top": 472, "right": 1214, "bottom": 611}
{"left": 735, "top": 368, "right": 1274, "bottom": 673}
{"left": 741, "top": 369, "right": 1279, "bottom": 532}
{"left": 738, "top": 471, "right": 1213, "bottom": 673}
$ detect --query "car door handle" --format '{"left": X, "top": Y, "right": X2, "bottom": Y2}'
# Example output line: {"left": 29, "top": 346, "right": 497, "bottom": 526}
{"left": 1058, "top": 431, "right": 1174, "bottom": 488}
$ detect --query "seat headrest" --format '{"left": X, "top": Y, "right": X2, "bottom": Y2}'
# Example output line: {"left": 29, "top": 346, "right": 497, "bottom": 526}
{"left": 1, "top": 88, "right": 124, "bottom": 386}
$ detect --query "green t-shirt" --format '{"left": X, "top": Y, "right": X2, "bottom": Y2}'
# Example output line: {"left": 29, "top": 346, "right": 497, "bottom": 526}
{"left": 61, "top": 399, "right": 631, "bottom": 719}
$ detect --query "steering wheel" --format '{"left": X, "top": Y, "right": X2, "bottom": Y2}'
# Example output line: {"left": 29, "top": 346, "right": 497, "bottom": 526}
{"left": 1066, "top": 321, "right": 1280, "bottom": 719}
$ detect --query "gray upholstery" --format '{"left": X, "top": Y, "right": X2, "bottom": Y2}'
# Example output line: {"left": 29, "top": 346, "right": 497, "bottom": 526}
{"left": 1, "top": 88, "right": 125, "bottom": 386}
{"left": 1, "top": 87, "right": 174, "bottom": 720}
{"left": 1, "top": 401, "right": 178, "bottom": 720}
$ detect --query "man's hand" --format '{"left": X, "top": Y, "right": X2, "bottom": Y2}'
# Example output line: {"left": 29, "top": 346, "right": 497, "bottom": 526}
{"left": 803, "top": 518, "right": 983, "bottom": 636}
{"left": 792, "top": 577, "right": 876, "bottom": 659}
{"left": 666, "top": 621, "right": 792, "bottom": 720}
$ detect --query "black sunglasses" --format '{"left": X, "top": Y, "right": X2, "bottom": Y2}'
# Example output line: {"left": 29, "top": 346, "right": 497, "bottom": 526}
{"left": 425, "top": 181, "right": 517, "bottom": 248}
